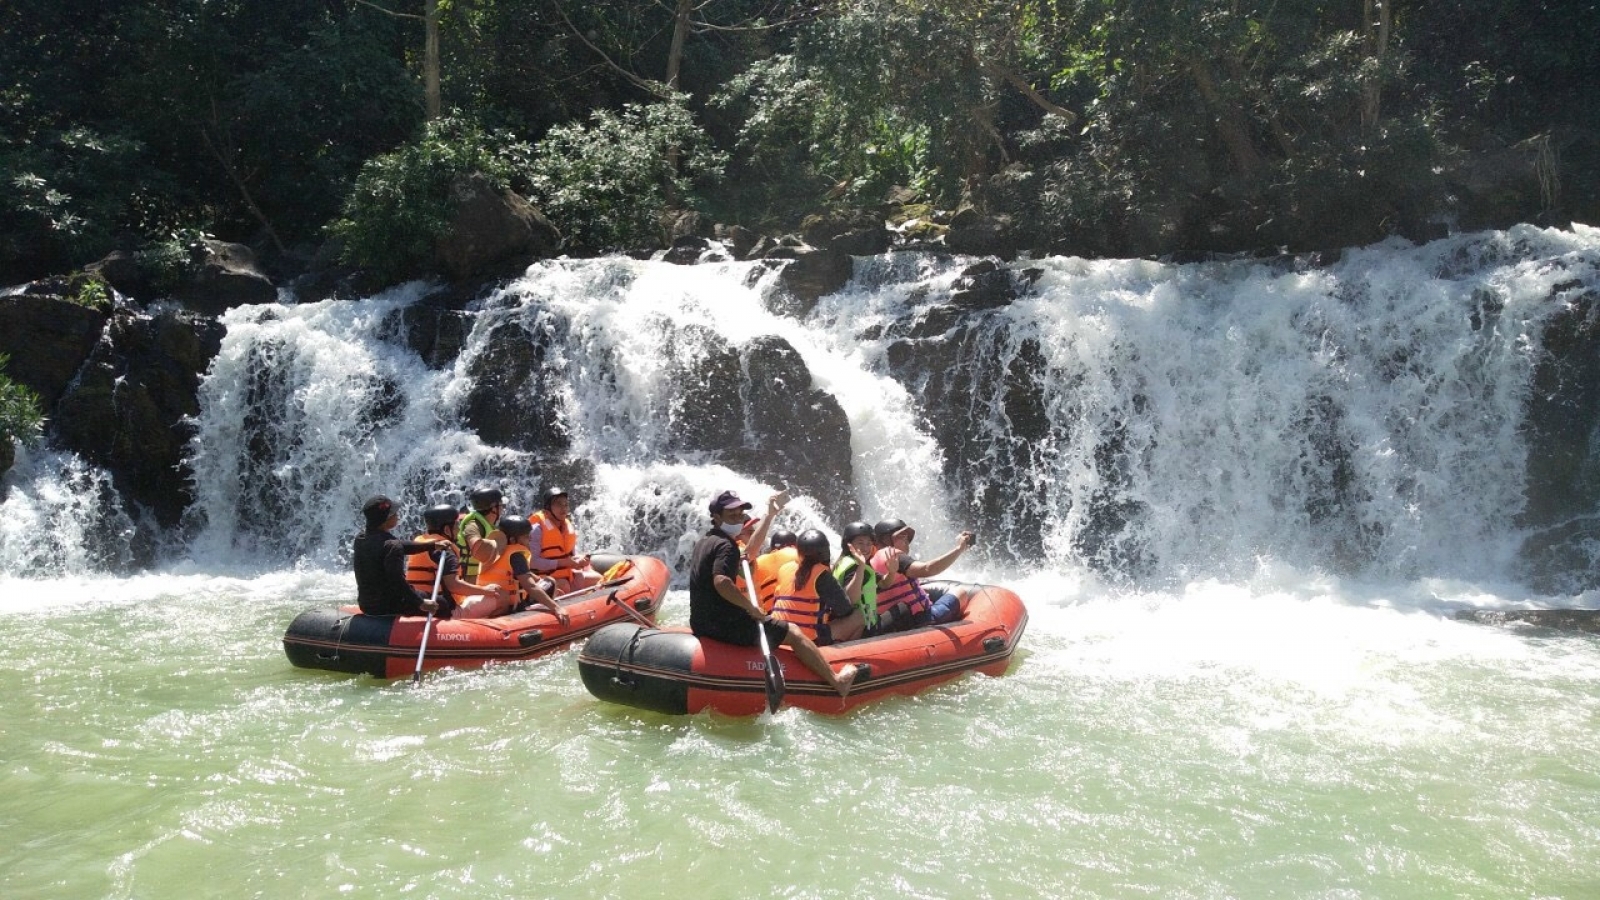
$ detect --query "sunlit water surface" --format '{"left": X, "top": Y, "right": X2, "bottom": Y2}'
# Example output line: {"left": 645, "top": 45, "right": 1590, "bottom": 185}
{"left": 3, "top": 568, "right": 1597, "bottom": 899}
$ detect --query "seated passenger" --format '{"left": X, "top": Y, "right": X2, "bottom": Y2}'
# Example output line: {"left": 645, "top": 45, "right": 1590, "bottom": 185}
{"left": 406, "top": 504, "right": 509, "bottom": 619}
{"left": 870, "top": 518, "right": 976, "bottom": 632}
{"left": 833, "top": 521, "right": 879, "bottom": 632}
{"left": 750, "top": 528, "right": 799, "bottom": 614}
{"left": 457, "top": 485, "right": 506, "bottom": 583}
{"left": 529, "top": 486, "right": 599, "bottom": 594}
{"left": 485, "top": 515, "right": 568, "bottom": 625}
{"left": 772, "top": 529, "right": 864, "bottom": 645}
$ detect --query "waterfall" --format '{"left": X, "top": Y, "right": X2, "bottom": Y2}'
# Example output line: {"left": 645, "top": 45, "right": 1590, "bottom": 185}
{"left": 4, "top": 225, "right": 1597, "bottom": 589}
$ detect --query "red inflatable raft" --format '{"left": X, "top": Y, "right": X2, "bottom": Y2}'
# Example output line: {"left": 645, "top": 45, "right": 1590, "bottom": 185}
{"left": 578, "top": 580, "right": 1027, "bottom": 715}
{"left": 283, "top": 554, "right": 669, "bottom": 678}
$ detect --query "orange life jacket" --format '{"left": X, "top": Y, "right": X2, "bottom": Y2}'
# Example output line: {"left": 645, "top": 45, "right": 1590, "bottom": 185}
{"left": 406, "top": 532, "right": 453, "bottom": 598}
{"left": 772, "top": 560, "right": 829, "bottom": 642}
{"left": 532, "top": 509, "right": 578, "bottom": 580}
{"left": 752, "top": 546, "right": 799, "bottom": 613}
{"left": 478, "top": 543, "right": 533, "bottom": 603}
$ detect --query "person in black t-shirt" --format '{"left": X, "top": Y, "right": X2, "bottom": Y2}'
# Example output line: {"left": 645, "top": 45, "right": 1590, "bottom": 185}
{"left": 688, "top": 490, "right": 861, "bottom": 697}
{"left": 352, "top": 495, "right": 455, "bottom": 617}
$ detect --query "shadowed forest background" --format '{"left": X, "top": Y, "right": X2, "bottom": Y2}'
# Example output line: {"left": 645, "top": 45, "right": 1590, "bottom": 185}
{"left": 2, "top": 0, "right": 1596, "bottom": 286}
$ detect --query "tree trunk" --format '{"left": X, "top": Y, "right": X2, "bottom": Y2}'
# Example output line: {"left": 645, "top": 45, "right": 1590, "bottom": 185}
{"left": 1360, "top": 0, "right": 1391, "bottom": 132}
{"left": 665, "top": 0, "right": 693, "bottom": 90}
{"left": 424, "top": 0, "right": 441, "bottom": 120}
{"left": 1187, "top": 56, "right": 1267, "bottom": 185}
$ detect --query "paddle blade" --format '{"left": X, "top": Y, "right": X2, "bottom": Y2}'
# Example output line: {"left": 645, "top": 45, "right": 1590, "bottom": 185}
{"left": 763, "top": 651, "right": 785, "bottom": 713}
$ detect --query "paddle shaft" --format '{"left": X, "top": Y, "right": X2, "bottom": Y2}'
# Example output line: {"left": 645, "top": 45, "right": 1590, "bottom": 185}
{"left": 740, "top": 557, "right": 785, "bottom": 712}
{"left": 412, "top": 546, "right": 448, "bottom": 685}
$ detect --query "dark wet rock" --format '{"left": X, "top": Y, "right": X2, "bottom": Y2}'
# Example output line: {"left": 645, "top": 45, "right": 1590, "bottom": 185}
{"left": 436, "top": 174, "right": 561, "bottom": 281}
{"left": 176, "top": 239, "right": 278, "bottom": 314}
{"left": 770, "top": 248, "right": 852, "bottom": 318}
{"left": 53, "top": 309, "right": 224, "bottom": 527}
{"left": 667, "top": 332, "right": 856, "bottom": 522}
{"left": 1517, "top": 286, "right": 1600, "bottom": 591}
{"left": 946, "top": 208, "right": 1019, "bottom": 260}
{"left": 801, "top": 210, "right": 891, "bottom": 256}
{"left": 950, "top": 260, "right": 1018, "bottom": 311}
{"left": 0, "top": 294, "right": 109, "bottom": 408}
{"left": 84, "top": 250, "right": 153, "bottom": 300}
{"left": 1455, "top": 607, "right": 1600, "bottom": 634}
{"left": 394, "top": 303, "right": 473, "bottom": 369}
{"left": 460, "top": 314, "right": 572, "bottom": 457}
{"left": 662, "top": 235, "right": 712, "bottom": 265}
{"left": 669, "top": 327, "right": 744, "bottom": 456}
{"left": 716, "top": 224, "right": 760, "bottom": 261}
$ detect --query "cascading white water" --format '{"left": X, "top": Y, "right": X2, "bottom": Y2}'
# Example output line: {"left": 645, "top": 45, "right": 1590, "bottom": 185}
{"left": 4, "top": 225, "right": 1597, "bottom": 588}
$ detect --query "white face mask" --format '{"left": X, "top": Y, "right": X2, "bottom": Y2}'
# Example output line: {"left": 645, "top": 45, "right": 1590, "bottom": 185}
{"left": 719, "top": 521, "right": 744, "bottom": 537}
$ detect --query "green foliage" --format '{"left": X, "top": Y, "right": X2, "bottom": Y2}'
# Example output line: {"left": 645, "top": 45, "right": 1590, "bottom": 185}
{"left": 0, "top": 123, "right": 161, "bottom": 279}
{"left": 329, "top": 117, "right": 526, "bottom": 281}
{"left": 64, "top": 273, "right": 112, "bottom": 312}
{"left": 0, "top": 354, "right": 44, "bottom": 449}
{"left": 132, "top": 228, "right": 211, "bottom": 296}
{"left": 526, "top": 99, "right": 726, "bottom": 254}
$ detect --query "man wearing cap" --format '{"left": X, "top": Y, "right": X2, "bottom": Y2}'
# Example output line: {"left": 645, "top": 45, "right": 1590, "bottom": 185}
{"left": 869, "top": 518, "right": 976, "bottom": 632}
{"left": 689, "top": 489, "right": 862, "bottom": 697}
{"left": 353, "top": 495, "right": 457, "bottom": 617}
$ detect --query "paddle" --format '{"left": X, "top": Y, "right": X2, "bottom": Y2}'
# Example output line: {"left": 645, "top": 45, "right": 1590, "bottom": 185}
{"left": 606, "top": 592, "right": 657, "bottom": 628}
{"left": 741, "top": 557, "right": 785, "bottom": 713}
{"left": 553, "top": 575, "right": 633, "bottom": 604}
{"left": 412, "top": 547, "right": 447, "bottom": 686}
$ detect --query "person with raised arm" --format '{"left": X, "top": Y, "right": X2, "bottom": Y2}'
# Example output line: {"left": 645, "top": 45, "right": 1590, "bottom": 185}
{"left": 689, "top": 490, "right": 861, "bottom": 697}
{"left": 869, "top": 518, "right": 977, "bottom": 632}
{"left": 354, "top": 495, "right": 454, "bottom": 617}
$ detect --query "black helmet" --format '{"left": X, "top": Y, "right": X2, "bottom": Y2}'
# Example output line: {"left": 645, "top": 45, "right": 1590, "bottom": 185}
{"left": 796, "top": 529, "right": 831, "bottom": 563}
{"left": 500, "top": 515, "right": 532, "bottom": 538}
{"left": 841, "top": 521, "right": 873, "bottom": 543}
{"left": 469, "top": 485, "right": 503, "bottom": 511}
{"left": 541, "top": 486, "right": 568, "bottom": 510}
{"left": 423, "top": 504, "right": 459, "bottom": 531}
{"left": 769, "top": 529, "right": 797, "bottom": 550}
{"left": 873, "top": 518, "right": 909, "bottom": 543}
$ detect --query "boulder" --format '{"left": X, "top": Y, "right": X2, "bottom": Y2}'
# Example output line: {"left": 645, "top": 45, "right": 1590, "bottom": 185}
{"left": 800, "top": 210, "right": 891, "bottom": 256}
{"left": 666, "top": 331, "right": 856, "bottom": 523}
{"left": 53, "top": 309, "right": 225, "bottom": 527}
{"left": 84, "top": 250, "right": 153, "bottom": 300}
{"left": 946, "top": 208, "right": 1020, "bottom": 259}
{"left": 176, "top": 240, "right": 278, "bottom": 314}
{"left": 0, "top": 294, "right": 109, "bottom": 408}
{"left": 459, "top": 315, "right": 572, "bottom": 457}
{"left": 735, "top": 335, "right": 856, "bottom": 522}
{"left": 662, "top": 235, "right": 714, "bottom": 265}
{"left": 950, "top": 260, "right": 1019, "bottom": 311}
{"left": 769, "top": 248, "right": 853, "bottom": 318}
{"left": 716, "top": 224, "right": 760, "bottom": 261}
{"left": 435, "top": 175, "right": 561, "bottom": 281}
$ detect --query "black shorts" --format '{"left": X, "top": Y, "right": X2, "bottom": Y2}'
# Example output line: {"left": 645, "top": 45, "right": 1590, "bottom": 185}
{"left": 695, "top": 615, "right": 788, "bottom": 649}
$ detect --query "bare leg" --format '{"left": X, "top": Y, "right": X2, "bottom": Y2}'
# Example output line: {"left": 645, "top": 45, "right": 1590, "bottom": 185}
{"left": 829, "top": 609, "right": 865, "bottom": 643}
{"left": 454, "top": 593, "right": 512, "bottom": 618}
{"left": 780, "top": 623, "right": 861, "bottom": 697}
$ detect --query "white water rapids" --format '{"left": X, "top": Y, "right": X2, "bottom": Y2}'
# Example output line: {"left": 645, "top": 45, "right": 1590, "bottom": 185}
{"left": 2, "top": 225, "right": 1598, "bottom": 898}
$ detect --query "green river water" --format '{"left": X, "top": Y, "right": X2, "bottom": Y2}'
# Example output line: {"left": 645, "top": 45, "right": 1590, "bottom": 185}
{"left": 3, "top": 569, "right": 1598, "bottom": 899}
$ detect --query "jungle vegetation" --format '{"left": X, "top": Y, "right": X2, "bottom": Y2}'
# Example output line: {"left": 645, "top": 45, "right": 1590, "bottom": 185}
{"left": 2, "top": 0, "right": 1595, "bottom": 282}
